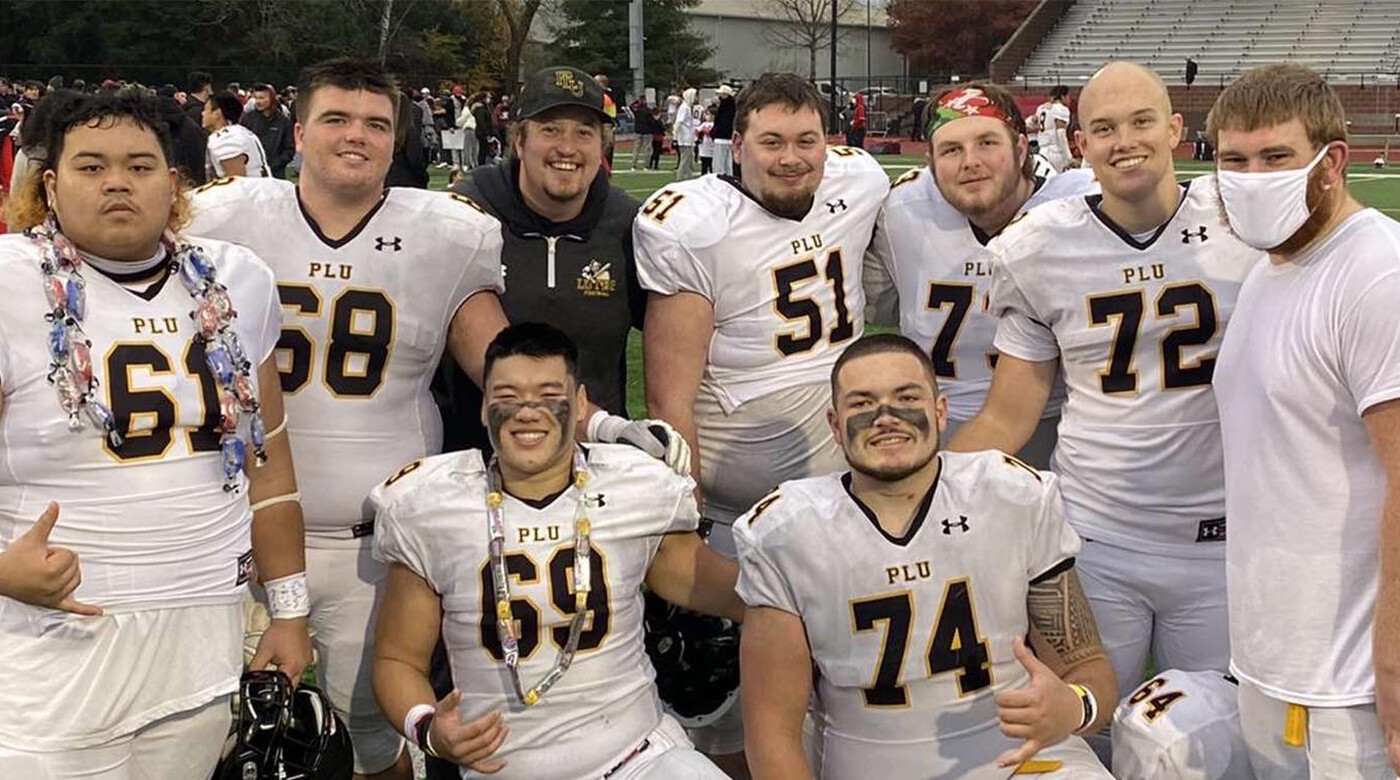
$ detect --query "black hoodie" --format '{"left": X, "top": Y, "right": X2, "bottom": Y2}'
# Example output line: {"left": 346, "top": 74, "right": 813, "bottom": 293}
{"left": 435, "top": 160, "right": 645, "bottom": 452}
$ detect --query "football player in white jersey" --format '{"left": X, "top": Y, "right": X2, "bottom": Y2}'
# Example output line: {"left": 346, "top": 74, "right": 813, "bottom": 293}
{"left": 1034, "top": 86, "right": 1073, "bottom": 173}
{"left": 0, "top": 93, "right": 310, "bottom": 777}
{"left": 369, "top": 323, "right": 743, "bottom": 780}
{"left": 948, "top": 62, "right": 1261, "bottom": 719}
{"left": 1112, "top": 670, "right": 1252, "bottom": 780}
{"left": 635, "top": 72, "right": 889, "bottom": 767}
{"left": 201, "top": 90, "right": 271, "bottom": 178}
{"left": 191, "top": 59, "right": 690, "bottom": 780}
{"left": 1210, "top": 64, "right": 1400, "bottom": 779}
{"left": 864, "top": 82, "right": 1097, "bottom": 468}
{"left": 738, "top": 335, "right": 1116, "bottom": 780}
{"left": 187, "top": 58, "right": 510, "bottom": 780}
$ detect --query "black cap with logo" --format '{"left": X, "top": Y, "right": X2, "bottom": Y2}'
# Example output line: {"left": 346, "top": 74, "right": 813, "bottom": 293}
{"left": 516, "top": 66, "right": 612, "bottom": 123}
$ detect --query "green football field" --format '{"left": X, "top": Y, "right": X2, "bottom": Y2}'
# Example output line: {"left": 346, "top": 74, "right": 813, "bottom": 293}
{"left": 426, "top": 155, "right": 1400, "bottom": 416}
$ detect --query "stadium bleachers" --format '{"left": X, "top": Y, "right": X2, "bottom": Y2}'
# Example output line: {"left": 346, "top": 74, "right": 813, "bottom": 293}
{"left": 1017, "top": 0, "right": 1400, "bottom": 87}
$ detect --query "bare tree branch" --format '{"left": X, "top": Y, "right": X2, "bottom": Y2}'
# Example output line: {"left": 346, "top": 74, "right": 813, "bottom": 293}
{"left": 761, "top": 0, "right": 859, "bottom": 78}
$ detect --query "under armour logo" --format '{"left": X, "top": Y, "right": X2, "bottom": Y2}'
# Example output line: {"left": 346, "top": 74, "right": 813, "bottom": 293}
{"left": 826, "top": 199, "right": 848, "bottom": 214}
{"left": 1181, "top": 226, "right": 1208, "bottom": 243}
{"left": 375, "top": 236, "right": 402, "bottom": 252}
{"left": 941, "top": 515, "right": 970, "bottom": 534}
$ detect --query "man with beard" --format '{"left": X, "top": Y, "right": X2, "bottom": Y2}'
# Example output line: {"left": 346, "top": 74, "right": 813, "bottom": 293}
{"left": 864, "top": 83, "right": 1096, "bottom": 468}
{"left": 635, "top": 72, "right": 889, "bottom": 772}
{"left": 1210, "top": 62, "right": 1400, "bottom": 778}
{"left": 439, "top": 66, "right": 672, "bottom": 463}
{"left": 948, "top": 62, "right": 1260, "bottom": 722}
{"left": 0, "top": 92, "right": 310, "bottom": 777}
{"left": 369, "top": 323, "right": 741, "bottom": 780}
{"left": 737, "top": 334, "right": 1115, "bottom": 780}
{"left": 188, "top": 58, "right": 510, "bottom": 780}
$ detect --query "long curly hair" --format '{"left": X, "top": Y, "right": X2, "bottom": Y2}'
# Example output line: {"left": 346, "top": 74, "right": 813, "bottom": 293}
{"left": 3, "top": 92, "right": 193, "bottom": 234}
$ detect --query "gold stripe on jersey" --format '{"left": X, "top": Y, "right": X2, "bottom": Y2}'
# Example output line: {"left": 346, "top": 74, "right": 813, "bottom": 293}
{"left": 1000, "top": 453, "right": 1043, "bottom": 483}
{"left": 193, "top": 176, "right": 236, "bottom": 194}
{"left": 448, "top": 192, "right": 488, "bottom": 215}
{"left": 746, "top": 490, "right": 783, "bottom": 526}
{"left": 891, "top": 168, "right": 922, "bottom": 189}
{"left": 383, "top": 459, "right": 422, "bottom": 488}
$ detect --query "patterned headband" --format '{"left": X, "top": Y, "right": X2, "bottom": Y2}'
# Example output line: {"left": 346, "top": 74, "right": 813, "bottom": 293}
{"left": 927, "top": 88, "right": 1012, "bottom": 138}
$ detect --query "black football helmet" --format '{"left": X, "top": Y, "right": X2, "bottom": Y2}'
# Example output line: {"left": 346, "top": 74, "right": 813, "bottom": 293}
{"left": 211, "top": 671, "right": 354, "bottom": 780}
{"left": 643, "top": 590, "right": 741, "bottom": 728}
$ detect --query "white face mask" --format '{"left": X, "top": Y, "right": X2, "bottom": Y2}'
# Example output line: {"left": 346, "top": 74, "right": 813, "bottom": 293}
{"left": 1216, "top": 145, "right": 1330, "bottom": 250}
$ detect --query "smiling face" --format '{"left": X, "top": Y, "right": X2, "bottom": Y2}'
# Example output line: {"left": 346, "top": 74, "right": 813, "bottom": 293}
{"left": 43, "top": 116, "right": 176, "bottom": 261}
{"left": 829, "top": 351, "right": 946, "bottom": 482}
{"left": 483, "top": 354, "right": 589, "bottom": 479}
{"left": 513, "top": 106, "right": 603, "bottom": 215}
{"left": 734, "top": 104, "right": 827, "bottom": 219}
{"left": 1076, "top": 63, "right": 1183, "bottom": 204}
{"left": 295, "top": 86, "right": 395, "bottom": 200}
{"left": 930, "top": 115, "right": 1027, "bottom": 222}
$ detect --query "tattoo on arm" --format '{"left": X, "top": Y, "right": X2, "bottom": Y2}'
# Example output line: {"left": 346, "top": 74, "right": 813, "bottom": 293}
{"left": 1027, "top": 569, "right": 1103, "bottom": 668}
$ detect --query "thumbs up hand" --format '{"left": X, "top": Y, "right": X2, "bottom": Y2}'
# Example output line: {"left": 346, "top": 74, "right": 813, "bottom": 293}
{"left": 994, "top": 635, "right": 1082, "bottom": 767}
{"left": 0, "top": 503, "right": 102, "bottom": 616}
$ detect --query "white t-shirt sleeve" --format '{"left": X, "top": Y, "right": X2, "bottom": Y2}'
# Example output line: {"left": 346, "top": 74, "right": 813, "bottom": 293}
{"left": 989, "top": 251, "right": 1060, "bottom": 362}
{"left": 1340, "top": 269, "right": 1400, "bottom": 415}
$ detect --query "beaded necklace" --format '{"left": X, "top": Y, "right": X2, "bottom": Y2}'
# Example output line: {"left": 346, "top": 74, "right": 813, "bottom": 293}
{"left": 485, "top": 448, "right": 596, "bottom": 706}
{"left": 28, "top": 216, "right": 267, "bottom": 491}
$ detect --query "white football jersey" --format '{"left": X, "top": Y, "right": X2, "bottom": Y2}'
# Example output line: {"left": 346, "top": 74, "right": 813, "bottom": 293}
{"left": 734, "top": 451, "right": 1080, "bottom": 779}
{"left": 1113, "top": 670, "right": 1252, "bottom": 780}
{"left": 188, "top": 177, "right": 504, "bottom": 537}
{"left": 206, "top": 123, "right": 270, "bottom": 178}
{"left": 370, "top": 445, "right": 699, "bottom": 780}
{"left": 865, "top": 168, "right": 1096, "bottom": 420}
{"left": 0, "top": 234, "right": 281, "bottom": 611}
{"left": 988, "top": 177, "right": 1259, "bottom": 555}
{"left": 634, "top": 147, "right": 890, "bottom": 413}
{"left": 1034, "top": 101, "right": 1071, "bottom": 150}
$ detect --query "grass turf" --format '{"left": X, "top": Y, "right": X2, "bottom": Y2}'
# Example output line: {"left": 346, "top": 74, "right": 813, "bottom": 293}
{"left": 425, "top": 155, "right": 1400, "bottom": 416}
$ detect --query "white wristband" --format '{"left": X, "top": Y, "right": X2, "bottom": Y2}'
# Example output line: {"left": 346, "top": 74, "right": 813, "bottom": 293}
{"left": 250, "top": 491, "right": 300, "bottom": 513}
{"left": 403, "top": 703, "right": 435, "bottom": 743}
{"left": 264, "top": 572, "right": 310, "bottom": 620}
